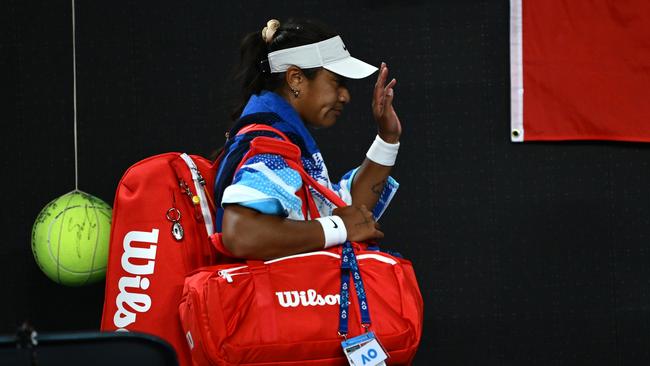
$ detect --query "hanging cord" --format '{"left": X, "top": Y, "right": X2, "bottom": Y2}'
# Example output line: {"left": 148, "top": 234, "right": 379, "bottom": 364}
{"left": 72, "top": 0, "right": 79, "bottom": 192}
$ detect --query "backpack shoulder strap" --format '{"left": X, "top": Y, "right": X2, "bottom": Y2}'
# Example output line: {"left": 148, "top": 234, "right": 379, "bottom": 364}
{"left": 211, "top": 123, "right": 347, "bottom": 258}
{"left": 237, "top": 123, "right": 291, "bottom": 141}
{"left": 235, "top": 124, "right": 347, "bottom": 209}
{"left": 234, "top": 135, "right": 301, "bottom": 173}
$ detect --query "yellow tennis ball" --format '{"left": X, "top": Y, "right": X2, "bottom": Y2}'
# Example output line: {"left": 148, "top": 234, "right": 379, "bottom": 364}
{"left": 31, "top": 191, "right": 112, "bottom": 286}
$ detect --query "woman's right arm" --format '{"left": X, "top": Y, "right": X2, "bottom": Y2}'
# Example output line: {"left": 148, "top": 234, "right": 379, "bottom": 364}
{"left": 222, "top": 204, "right": 383, "bottom": 260}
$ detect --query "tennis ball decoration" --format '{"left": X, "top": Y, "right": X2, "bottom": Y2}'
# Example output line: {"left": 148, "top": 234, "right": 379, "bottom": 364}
{"left": 31, "top": 191, "right": 112, "bottom": 286}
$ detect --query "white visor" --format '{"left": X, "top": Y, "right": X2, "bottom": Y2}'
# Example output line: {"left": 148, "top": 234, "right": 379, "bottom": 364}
{"left": 267, "top": 36, "right": 378, "bottom": 79}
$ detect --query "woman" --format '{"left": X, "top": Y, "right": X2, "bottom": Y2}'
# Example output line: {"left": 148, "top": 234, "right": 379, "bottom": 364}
{"left": 214, "top": 18, "right": 402, "bottom": 260}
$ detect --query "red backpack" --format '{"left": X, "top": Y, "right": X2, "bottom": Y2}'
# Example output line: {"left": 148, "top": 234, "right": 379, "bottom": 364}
{"left": 100, "top": 124, "right": 292, "bottom": 365}
{"left": 100, "top": 152, "right": 219, "bottom": 366}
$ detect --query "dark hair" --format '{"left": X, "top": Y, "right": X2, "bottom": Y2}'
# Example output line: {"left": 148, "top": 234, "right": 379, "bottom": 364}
{"left": 230, "top": 19, "right": 337, "bottom": 120}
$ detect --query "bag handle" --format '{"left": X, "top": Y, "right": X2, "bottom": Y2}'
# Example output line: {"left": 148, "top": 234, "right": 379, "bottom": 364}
{"left": 234, "top": 124, "right": 348, "bottom": 209}
{"left": 209, "top": 124, "right": 349, "bottom": 257}
{"left": 237, "top": 123, "right": 291, "bottom": 141}
{"left": 283, "top": 157, "right": 347, "bottom": 208}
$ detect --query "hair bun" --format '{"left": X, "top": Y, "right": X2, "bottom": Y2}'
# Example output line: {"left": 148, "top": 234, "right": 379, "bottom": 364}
{"left": 261, "top": 19, "right": 281, "bottom": 44}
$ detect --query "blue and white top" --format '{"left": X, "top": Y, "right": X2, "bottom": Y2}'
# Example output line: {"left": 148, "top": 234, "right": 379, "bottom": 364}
{"left": 214, "top": 91, "right": 398, "bottom": 230}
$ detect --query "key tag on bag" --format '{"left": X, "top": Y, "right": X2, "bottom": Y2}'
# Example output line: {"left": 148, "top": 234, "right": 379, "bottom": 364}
{"left": 338, "top": 242, "right": 388, "bottom": 366}
{"left": 166, "top": 207, "right": 184, "bottom": 241}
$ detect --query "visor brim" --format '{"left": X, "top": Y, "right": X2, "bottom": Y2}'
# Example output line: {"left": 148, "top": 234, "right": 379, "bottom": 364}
{"left": 323, "top": 57, "right": 378, "bottom": 79}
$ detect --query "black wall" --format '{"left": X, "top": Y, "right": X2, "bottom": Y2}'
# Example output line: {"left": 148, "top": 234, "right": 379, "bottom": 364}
{"left": 3, "top": 1, "right": 650, "bottom": 364}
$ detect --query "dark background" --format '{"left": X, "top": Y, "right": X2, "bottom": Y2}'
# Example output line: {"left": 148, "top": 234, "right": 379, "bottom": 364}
{"left": 3, "top": 0, "right": 650, "bottom": 364}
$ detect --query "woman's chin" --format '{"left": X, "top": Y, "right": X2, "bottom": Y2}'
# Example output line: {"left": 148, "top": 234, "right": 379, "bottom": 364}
{"left": 322, "top": 118, "right": 338, "bottom": 128}
{"left": 307, "top": 117, "right": 338, "bottom": 129}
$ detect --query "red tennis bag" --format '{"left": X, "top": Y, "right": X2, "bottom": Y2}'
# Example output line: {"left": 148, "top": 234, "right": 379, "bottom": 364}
{"left": 180, "top": 246, "right": 423, "bottom": 365}
{"left": 179, "top": 135, "right": 424, "bottom": 365}
{"left": 99, "top": 124, "right": 294, "bottom": 365}
{"left": 100, "top": 152, "right": 219, "bottom": 366}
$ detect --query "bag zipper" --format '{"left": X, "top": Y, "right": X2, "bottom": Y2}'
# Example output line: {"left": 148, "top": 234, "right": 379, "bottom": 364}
{"left": 217, "top": 265, "right": 248, "bottom": 283}
{"left": 215, "top": 251, "right": 398, "bottom": 284}
{"left": 179, "top": 153, "right": 214, "bottom": 237}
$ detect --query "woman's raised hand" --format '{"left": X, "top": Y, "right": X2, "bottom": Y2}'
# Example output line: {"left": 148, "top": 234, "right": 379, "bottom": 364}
{"left": 372, "top": 62, "right": 402, "bottom": 143}
{"left": 333, "top": 205, "right": 384, "bottom": 243}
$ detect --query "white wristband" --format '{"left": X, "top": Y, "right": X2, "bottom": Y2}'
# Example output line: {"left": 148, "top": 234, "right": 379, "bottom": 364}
{"left": 315, "top": 215, "right": 347, "bottom": 248}
{"left": 366, "top": 135, "right": 400, "bottom": 166}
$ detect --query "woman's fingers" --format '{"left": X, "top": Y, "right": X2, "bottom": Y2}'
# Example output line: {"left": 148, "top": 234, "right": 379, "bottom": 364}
{"left": 384, "top": 78, "right": 397, "bottom": 93}
{"left": 369, "top": 62, "right": 402, "bottom": 144}
{"left": 334, "top": 205, "right": 384, "bottom": 243}
{"left": 383, "top": 78, "right": 397, "bottom": 110}
{"left": 375, "top": 62, "right": 387, "bottom": 88}
{"left": 373, "top": 63, "right": 389, "bottom": 108}
{"left": 374, "top": 64, "right": 387, "bottom": 93}
{"left": 374, "top": 65, "right": 397, "bottom": 117}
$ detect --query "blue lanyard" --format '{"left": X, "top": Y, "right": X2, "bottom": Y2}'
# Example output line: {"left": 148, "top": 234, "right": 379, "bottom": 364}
{"left": 338, "top": 241, "right": 371, "bottom": 337}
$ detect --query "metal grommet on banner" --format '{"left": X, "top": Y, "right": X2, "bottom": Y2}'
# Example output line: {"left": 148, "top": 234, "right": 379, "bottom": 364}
{"left": 511, "top": 129, "right": 521, "bottom": 138}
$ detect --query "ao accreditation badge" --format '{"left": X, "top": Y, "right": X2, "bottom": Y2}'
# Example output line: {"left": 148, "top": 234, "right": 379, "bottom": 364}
{"left": 341, "top": 331, "right": 388, "bottom": 366}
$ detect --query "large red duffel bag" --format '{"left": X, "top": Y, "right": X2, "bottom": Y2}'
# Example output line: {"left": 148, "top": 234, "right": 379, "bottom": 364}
{"left": 179, "top": 135, "right": 424, "bottom": 365}
{"left": 179, "top": 244, "right": 423, "bottom": 365}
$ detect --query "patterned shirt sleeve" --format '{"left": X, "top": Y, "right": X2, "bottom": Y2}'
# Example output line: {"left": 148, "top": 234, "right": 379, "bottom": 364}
{"left": 221, "top": 153, "right": 305, "bottom": 220}
{"left": 222, "top": 154, "right": 400, "bottom": 221}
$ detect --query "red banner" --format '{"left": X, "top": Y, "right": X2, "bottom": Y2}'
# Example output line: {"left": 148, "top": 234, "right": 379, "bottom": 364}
{"left": 510, "top": 0, "right": 650, "bottom": 142}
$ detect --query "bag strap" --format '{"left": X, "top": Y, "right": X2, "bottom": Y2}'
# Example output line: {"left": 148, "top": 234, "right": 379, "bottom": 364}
{"left": 283, "top": 157, "right": 347, "bottom": 208}
{"left": 235, "top": 124, "right": 347, "bottom": 208}
{"left": 234, "top": 125, "right": 326, "bottom": 220}
{"left": 237, "top": 123, "right": 291, "bottom": 141}
{"left": 210, "top": 124, "right": 348, "bottom": 257}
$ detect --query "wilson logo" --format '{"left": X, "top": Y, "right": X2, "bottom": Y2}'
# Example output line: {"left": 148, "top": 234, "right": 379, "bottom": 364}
{"left": 275, "top": 289, "right": 340, "bottom": 308}
{"left": 113, "top": 229, "right": 159, "bottom": 331}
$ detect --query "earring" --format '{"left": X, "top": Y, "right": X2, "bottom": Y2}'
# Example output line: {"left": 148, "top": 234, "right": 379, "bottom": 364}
{"left": 291, "top": 88, "right": 300, "bottom": 98}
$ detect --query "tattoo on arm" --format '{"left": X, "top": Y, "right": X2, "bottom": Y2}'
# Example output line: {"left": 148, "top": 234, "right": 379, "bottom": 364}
{"left": 354, "top": 206, "right": 372, "bottom": 228}
{"left": 371, "top": 179, "right": 386, "bottom": 195}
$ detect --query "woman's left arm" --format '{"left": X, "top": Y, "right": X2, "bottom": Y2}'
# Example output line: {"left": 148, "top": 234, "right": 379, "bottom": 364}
{"left": 351, "top": 62, "right": 402, "bottom": 209}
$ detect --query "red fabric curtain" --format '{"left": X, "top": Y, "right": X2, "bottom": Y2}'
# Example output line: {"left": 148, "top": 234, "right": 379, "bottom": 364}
{"left": 510, "top": 0, "right": 650, "bottom": 142}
